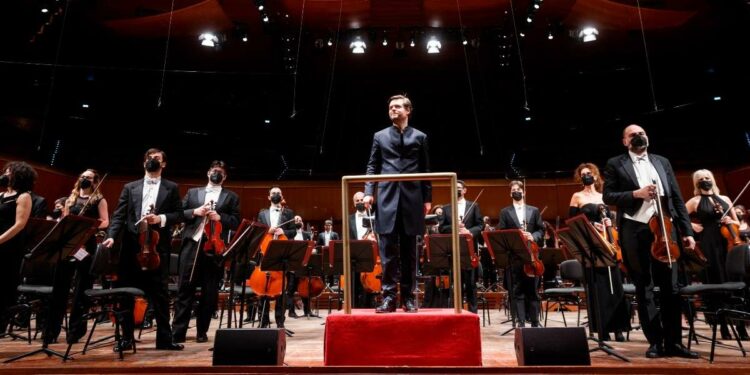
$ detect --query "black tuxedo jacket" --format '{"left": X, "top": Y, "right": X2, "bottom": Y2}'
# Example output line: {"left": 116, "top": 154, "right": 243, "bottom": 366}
{"left": 258, "top": 207, "right": 296, "bottom": 239}
{"left": 498, "top": 204, "right": 545, "bottom": 246}
{"left": 316, "top": 231, "right": 340, "bottom": 246}
{"left": 365, "top": 125, "right": 432, "bottom": 235}
{"left": 439, "top": 200, "right": 483, "bottom": 238}
{"left": 181, "top": 186, "right": 241, "bottom": 242}
{"left": 602, "top": 152, "right": 693, "bottom": 237}
{"left": 108, "top": 178, "right": 183, "bottom": 253}
{"left": 349, "top": 212, "right": 377, "bottom": 240}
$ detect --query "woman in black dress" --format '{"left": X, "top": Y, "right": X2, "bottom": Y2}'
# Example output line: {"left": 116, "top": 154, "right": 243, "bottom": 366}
{"left": 0, "top": 161, "right": 37, "bottom": 334}
{"left": 569, "top": 162, "right": 631, "bottom": 341}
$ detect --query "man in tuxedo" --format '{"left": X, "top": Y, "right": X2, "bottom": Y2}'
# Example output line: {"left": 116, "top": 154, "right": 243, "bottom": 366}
{"left": 497, "top": 180, "right": 544, "bottom": 327}
{"left": 603, "top": 124, "right": 698, "bottom": 359}
{"left": 103, "top": 148, "right": 184, "bottom": 351}
{"left": 287, "top": 215, "right": 312, "bottom": 317}
{"left": 172, "top": 160, "right": 240, "bottom": 344}
{"left": 347, "top": 191, "right": 379, "bottom": 307}
{"left": 364, "top": 94, "right": 432, "bottom": 313}
{"left": 316, "top": 219, "right": 340, "bottom": 247}
{"left": 256, "top": 186, "right": 296, "bottom": 327}
{"left": 439, "top": 179, "right": 483, "bottom": 313}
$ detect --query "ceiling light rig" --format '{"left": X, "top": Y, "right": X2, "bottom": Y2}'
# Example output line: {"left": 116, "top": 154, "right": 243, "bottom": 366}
{"left": 198, "top": 32, "right": 219, "bottom": 47}
{"left": 578, "top": 26, "right": 598, "bottom": 42}
{"left": 350, "top": 36, "right": 366, "bottom": 54}
{"left": 426, "top": 37, "right": 441, "bottom": 54}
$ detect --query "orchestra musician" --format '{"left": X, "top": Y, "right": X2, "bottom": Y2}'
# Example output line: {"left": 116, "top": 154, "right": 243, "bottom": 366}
{"left": 287, "top": 215, "right": 312, "bottom": 318}
{"left": 684, "top": 169, "right": 748, "bottom": 341}
{"left": 364, "top": 94, "right": 432, "bottom": 313}
{"left": 317, "top": 219, "right": 340, "bottom": 247}
{"left": 0, "top": 161, "right": 36, "bottom": 335}
{"left": 568, "top": 162, "right": 629, "bottom": 342}
{"left": 439, "top": 180, "right": 482, "bottom": 313}
{"left": 348, "top": 191, "right": 378, "bottom": 308}
{"left": 603, "top": 124, "right": 698, "bottom": 359}
{"left": 479, "top": 216, "right": 498, "bottom": 289}
{"left": 255, "top": 186, "right": 296, "bottom": 328}
{"left": 735, "top": 205, "right": 750, "bottom": 242}
{"left": 498, "top": 180, "right": 544, "bottom": 328}
{"left": 102, "top": 148, "right": 185, "bottom": 351}
{"left": 172, "top": 160, "right": 240, "bottom": 344}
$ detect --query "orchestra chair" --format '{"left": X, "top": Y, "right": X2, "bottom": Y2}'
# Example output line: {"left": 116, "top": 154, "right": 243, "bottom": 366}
{"left": 541, "top": 259, "right": 585, "bottom": 327}
{"left": 678, "top": 244, "right": 749, "bottom": 362}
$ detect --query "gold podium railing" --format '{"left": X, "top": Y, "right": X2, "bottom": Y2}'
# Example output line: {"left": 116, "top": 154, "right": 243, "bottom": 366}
{"left": 340, "top": 172, "right": 462, "bottom": 314}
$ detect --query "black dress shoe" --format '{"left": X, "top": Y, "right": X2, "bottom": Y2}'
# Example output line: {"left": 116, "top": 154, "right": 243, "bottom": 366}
{"left": 113, "top": 339, "right": 134, "bottom": 353}
{"left": 156, "top": 342, "right": 184, "bottom": 351}
{"left": 402, "top": 298, "right": 418, "bottom": 313}
{"left": 664, "top": 344, "right": 699, "bottom": 359}
{"left": 645, "top": 344, "right": 664, "bottom": 359}
{"left": 375, "top": 299, "right": 396, "bottom": 313}
{"left": 614, "top": 331, "right": 626, "bottom": 342}
{"left": 196, "top": 334, "right": 208, "bottom": 343}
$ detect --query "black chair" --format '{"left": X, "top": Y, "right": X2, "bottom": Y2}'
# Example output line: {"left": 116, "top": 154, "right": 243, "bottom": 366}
{"left": 542, "top": 259, "right": 585, "bottom": 327}
{"left": 679, "top": 244, "right": 749, "bottom": 362}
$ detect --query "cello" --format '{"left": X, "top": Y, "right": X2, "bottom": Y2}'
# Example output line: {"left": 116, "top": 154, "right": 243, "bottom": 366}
{"left": 136, "top": 204, "right": 161, "bottom": 271}
{"left": 245, "top": 215, "right": 294, "bottom": 297}
{"left": 297, "top": 224, "right": 325, "bottom": 299}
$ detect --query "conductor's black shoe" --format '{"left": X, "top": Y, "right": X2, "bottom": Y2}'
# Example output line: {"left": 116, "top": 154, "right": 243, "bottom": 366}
{"left": 196, "top": 334, "right": 208, "bottom": 343}
{"left": 664, "top": 344, "right": 699, "bottom": 359}
{"left": 645, "top": 344, "right": 664, "bottom": 359}
{"left": 402, "top": 298, "right": 418, "bottom": 313}
{"left": 113, "top": 339, "right": 134, "bottom": 353}
{"left": 375, "top": 299, "right": 396, "bottom": 313}
{"left": 156, "top": 342, "right": 184, "bottom": 351}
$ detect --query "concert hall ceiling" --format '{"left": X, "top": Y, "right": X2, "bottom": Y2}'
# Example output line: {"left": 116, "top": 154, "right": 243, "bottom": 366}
{"left": 1, "top": 1, "right": 748, "bottom": 179}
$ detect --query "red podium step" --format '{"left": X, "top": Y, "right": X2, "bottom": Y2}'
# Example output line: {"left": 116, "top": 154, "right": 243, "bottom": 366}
{"left": 324, "top": 308, "right": 482, "bottom": 366}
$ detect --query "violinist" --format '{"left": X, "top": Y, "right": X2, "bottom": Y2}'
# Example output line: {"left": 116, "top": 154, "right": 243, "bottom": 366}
{"left": 51, "top": 169, "right": 110, "bottom": 345}
{"left": 568, "top": 163, "right": 629, "bottom": 342}
{"left": 348, "top": 191, "right": 378, "bottom": 308}
{"left": 316, "top": 219, "right": 339, "bottom": 247}
{"left": 498, "top": 180, "right": 544, "bottom": 328}
{"left": 603, "top": 124, "right": 697, "bottom": 359}
{"left": 103, "top": 148, "right": 185, "bottom": 352}
{"left": 735, "top": 205, "right": 750, "bottom": 242}
{"left": 438, "top": 180, "right": 482, "bottom": 313}
{"left": 479, "top": 216, "right": 498, "bottom": 289}
{"left": 172, "top": 161, "right": 240, "bottom": 344}
{"left": 255, "top": 186, "right": 296, "bottom": 328}
{"left": 684, "top": 169, "right": 748, "bottom": 340}
{"left": 286, "top": 215, "right": 313, "bottom": 318}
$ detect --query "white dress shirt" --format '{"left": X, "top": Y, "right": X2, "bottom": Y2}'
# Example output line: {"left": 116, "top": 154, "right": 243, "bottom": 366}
{"left": 513, "top": 202, "right": 526, "bottom": 228}
{"left": 270, "top": 205, "right": 281, "bottom": 227}
{"left": 355, "top": 211, "right": 368, "bottom": 240}
{"left": 624, "top": 151, "right": 665, "bottom": 224}
{"left": 192, "top": 184, "right": 222, "bottom": 241}
{"left": 141, "top": 176, "right": 167, "bottom": 228}
{"left": 457, "top": 198, "right": 466, "bottom": 222}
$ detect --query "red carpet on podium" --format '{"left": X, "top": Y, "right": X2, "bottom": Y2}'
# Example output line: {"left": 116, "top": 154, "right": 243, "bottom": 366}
{"left": 324, "top": 308, "right": 482, "bottom": 366}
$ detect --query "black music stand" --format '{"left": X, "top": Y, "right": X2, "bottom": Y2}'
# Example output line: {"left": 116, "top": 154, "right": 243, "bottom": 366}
{"left": 4, "top": 215, "right": 99, "bottom": 363}
{"left": 300, "top": 248, "right": 324, "bottom": 319}
{"left": 482, "top": 229, "right": 533, "bottom": 336}
{"left": 329, "top": 240, "right": 377, "bottom": 309}
{"left": 423, "top": 234, "right": 475, "bottom": 308}
{"left": 563, "top": 215, "right": 629, "bottom": 362}
{"left": 539, "top": 248, "right": 567, "bottom": 289}
{"left": 221, "top": 220, "right": 266, "bottom": 328}
{"left": 261, "top": 239, "right": 314, "bottom": 337}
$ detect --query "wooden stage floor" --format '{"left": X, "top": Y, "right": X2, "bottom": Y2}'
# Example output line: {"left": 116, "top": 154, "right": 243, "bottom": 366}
{"left": 1, "top": 308, "right": 749, "bottom": 374}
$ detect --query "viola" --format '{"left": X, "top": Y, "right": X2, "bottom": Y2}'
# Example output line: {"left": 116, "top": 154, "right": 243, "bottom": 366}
{"left": 136, "top": 204, "right": 161, "bottom": 271}
{"left": 649, "top": 195, "right": 681, "bottom": 266}
{"left": 521, "top": 221, "right": 544, "bottom": 278}
{"left": 202, "top": 200, "right": 226, "bottom": 256}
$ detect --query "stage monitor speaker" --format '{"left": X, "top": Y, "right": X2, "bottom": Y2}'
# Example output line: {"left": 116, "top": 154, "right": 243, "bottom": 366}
{"left": 213, "top": 328, "right": 286, "bottom": 366}
{"left": 514, "top": 327, "right": 590, "bottom": 366}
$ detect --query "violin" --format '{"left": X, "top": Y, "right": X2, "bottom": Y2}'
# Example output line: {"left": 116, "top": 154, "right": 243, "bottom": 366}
{"left": 712, "top": 198, "right": 743, "bottom": 251}
{"left": 598, "top": 205, "right": 625, "bottom": 272}
{"left": 202, "top": 200, "right": 226, "bottom": 256}
{"left": 297, "top": 224, "right": 325, "bottom": 298}
{"left": 521, "top": 220, "right": 544, "bottom": 278}
{"left": 136, "top": 204, "right": 161, "bottom": 271}
{"left": 648, "top": 190, "right": 681, "bottom": 267}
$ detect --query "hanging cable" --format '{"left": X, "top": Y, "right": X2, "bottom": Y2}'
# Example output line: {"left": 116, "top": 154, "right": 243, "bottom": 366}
{"left": 508, "top": 0, "right": 530, "bottom": 111}
{"left": 290, "top": 0, "right": 307, "bottom": 118}
{"left": 157, "top": 0, "right": 176, "bottom": 108}
{"left": 319, "top": 0, "right": 343, "bottom": 155}
{"left": 635, "top": 0, "right": 659, "bottom": 112}
{"left": 456, "top": 0, "right": 484, "bottom": 156}
{"left": 36, "top": 0, "right": 72, "bottom": 152}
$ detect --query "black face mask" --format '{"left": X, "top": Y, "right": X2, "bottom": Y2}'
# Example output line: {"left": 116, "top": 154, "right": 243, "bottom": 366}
{"left": 698, "top": 180, "right": 713, "bottom": 191}
{"left": 511, "top": 191, "right": 523, "bottom": 201}
{"left": 145, "top": 158, "right": 161, "bottom": 172}
{"left": 630, "top": 134, "right": 648, "bottom": 149}
{"left": 209, "top": 172, "right": 224, "bottom": 184}
{"left": 581, "top": 175, "right": 595, "bottom": 186}
{"left": 355, "top": 202, "right": 365, "bottom": 212}
{"left": 79, "top": 178, "right": 92, "bottom": 189}
{"left": 295, "top": 222, "right": 303, "bottom": 229}
{"left": 737, "top": 213, "right": 745, "bottom": 221}
{"left": 457, "top": 190, "right": 463, "bottom": 198}
{"left": 51, "top": 208, "right": 62, "bottom": 219}
{"left": 0, "top": 174, "right": 8, "bottom": 189}
{"left": 270, "top": 193, "right": 282, "bottom": 204}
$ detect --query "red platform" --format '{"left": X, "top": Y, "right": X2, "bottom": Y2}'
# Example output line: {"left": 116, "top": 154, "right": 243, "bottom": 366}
{"left": 324, "top": 308, "right": 482, "bottom": 366}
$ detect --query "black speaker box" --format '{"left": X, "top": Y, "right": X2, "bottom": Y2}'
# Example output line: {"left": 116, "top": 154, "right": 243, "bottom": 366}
{"left": 213, "top": 328, "right": 286, "bottom": 366}
{"left": 514, "top": 327, "right": 591, "bottom": 366}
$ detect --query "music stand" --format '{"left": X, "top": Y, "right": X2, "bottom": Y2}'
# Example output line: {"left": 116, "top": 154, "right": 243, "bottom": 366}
{"left": 328, "top": 240, "right": 377, "bottom": 303}
{"left": 562, "top": 215, "right": 629, "bottom": 362}
{"left": 482, "top": 229, "right": 533, "bottom": 335}
{"left": 4, "top": 215, "right": 99, "bottom": 363}
{"left": 539, "top": 248, "right": 567, "bottom": 289}
{"left": 261, "top": 239, "right": 314, "bottom": 337}
{"left": 423, "top": 234, "right": 475, "bottom": 308}
{"left": 221, "top": 220, "right": 267, "bottom": 328}
{"left": 300, "top": 248, "right": 324, "bottom": 319}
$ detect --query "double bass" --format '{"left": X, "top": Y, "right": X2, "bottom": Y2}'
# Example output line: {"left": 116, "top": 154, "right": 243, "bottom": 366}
{"left": 136, "top": 204, "right": 161, "bottom": 271}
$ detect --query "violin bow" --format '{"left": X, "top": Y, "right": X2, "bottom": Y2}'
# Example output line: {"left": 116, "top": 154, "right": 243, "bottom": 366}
{"left": 77, "top": 173, "right": 108, "bottom": 216}
{"left": 461, "top": 188, "right": 485, "bottom": 224}
{"left": 719, "top": 178, "right": 750, "bottom": 221}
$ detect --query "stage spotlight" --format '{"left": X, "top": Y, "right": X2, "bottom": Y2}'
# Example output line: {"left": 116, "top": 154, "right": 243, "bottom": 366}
{"left": 199, "top": 32, "right": 219, "bottom": 47}
{"left": 41, "top": 8, "right": 49, "bottom": 13}
{"left": 327, "top": 37, "right": 333, "bottom": 46}
{"left": 382, "top": 37, "right": 388, "bottom": 46}
{"left": 547, "top": 31, "right": 553, "bottom": 40}
{"left": 426, "top": 37, "right": 441, "bottom": 54}
{"left": 579, "top": 26, "right": 598, "bottom": 42}
{"left": 410, "top": 38, "right": 416, "bottom": 47}
{"left": 462, "top": 38, "right": 468, "bottom": 46}
{"left": 262, "top": 13, "right": 269, "bottom": 23}
{"left": 350, "top": 37, "right": 366, "bottom": 54}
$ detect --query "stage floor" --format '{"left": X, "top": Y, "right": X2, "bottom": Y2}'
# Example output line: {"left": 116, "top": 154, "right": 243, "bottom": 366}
{"left": 1, "top": 308, "right": 749, "bottom": 374}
